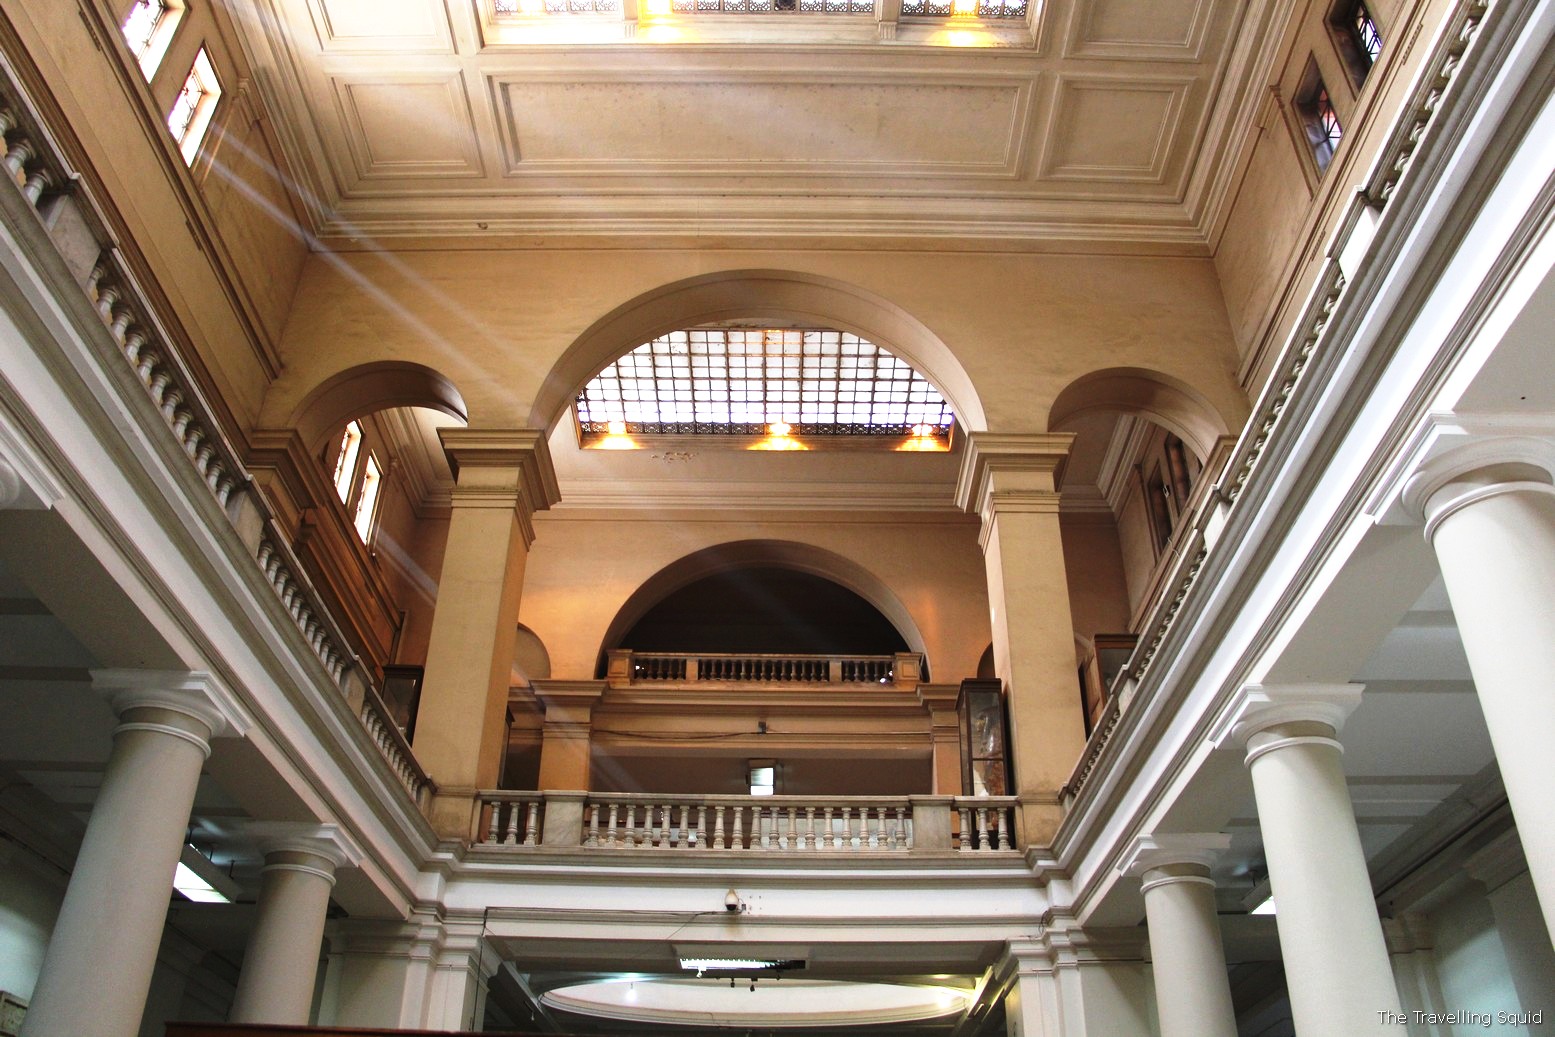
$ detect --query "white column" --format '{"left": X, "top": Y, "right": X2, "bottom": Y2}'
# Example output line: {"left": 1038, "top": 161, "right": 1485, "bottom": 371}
{"left": 1463, "top": 830, "right": 1555, "bottom": 1015}
{"left": 1213, "top": 684, "right": 1406, "bottom": 1035}
{"left": 1382, "top": 915, "right": 1451, "bottom": 1037}
{"left": 229, "top": 825, "right": 362, "bottom": 1024}
{"left": 21, "top": 671, "right": 248, "bottom": 1037}
{"left": 1001, "top": 938, "right": 1064, "bottom": 1037}
{"left": 1414, "top": 453, "right": 1555, "bottom": 938}
{"left": 1121, "top": 834, "right": 1237, "bottom": 1037}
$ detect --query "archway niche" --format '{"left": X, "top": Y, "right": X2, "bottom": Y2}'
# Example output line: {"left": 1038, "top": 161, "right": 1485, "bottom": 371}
{"left": 268, "top": 362, "right": 471, "bottom": 683}
{"left": 1047, "top": 367, "right": 1234, "bottom": 646}
{"left": 530, "top": 269, "right": 986, "bottom": 436}
{"left": 596, "top": 539, "right": 928, "bottom": 674}
{"left": 589, "top": 541, "right": 934, "bottom": 798}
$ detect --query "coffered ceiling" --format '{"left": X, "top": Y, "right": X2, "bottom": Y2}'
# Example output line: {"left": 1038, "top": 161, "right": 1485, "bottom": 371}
{"left": 227, "top": 0, "right": 1279, "bottom": 248}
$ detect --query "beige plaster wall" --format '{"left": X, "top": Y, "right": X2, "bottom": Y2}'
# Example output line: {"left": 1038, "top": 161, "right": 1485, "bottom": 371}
{"left": 259, "top": 249, "right": 1249, "bottom": 439}
{"left": 1060, "top": 513, "right": 1132, "bottom": 643}
{"left": 1213, "top": 0, "right": 1454, "bottom": 389}
{"left": 518, "top": 511, "right": 991, "bottom": 683}
{"left": 2, "top": 0, "right": 308, "bottom": 433}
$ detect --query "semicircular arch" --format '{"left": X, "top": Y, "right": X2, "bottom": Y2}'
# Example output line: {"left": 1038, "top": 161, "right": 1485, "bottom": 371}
{"left": 531, "top": 270, "right": 986, "bottom": 435}
{"left": 1047, "top": 367, "right": 1230, "bottom": 462}
{"left": 597, "top": 539, "right": 929, "bottom": 671}
{"left": 286, "top": 361, "right": 469, "bottom": 453}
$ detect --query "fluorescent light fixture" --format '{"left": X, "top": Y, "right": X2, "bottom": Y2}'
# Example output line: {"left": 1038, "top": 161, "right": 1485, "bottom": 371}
{"left": 174, "top": 861, "right": 229, "bottom": 903}
{"left": 173, "top": 843, "right": 240, "bottom": 903}
{"left": 1250, "top": 895, "right": 1276, "bottom": 915}
{"left": 679, "top": 958, "right": 781, "bottom": 971}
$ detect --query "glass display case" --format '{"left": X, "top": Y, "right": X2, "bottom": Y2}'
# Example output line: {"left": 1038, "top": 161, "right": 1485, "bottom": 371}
{"left": 957, "top": 678, "right": 1010, "bottom": 797}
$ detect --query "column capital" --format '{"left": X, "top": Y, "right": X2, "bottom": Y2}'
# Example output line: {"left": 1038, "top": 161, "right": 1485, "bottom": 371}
{"left": 1208, "top": 682, "right": 1361, "bottom": 751}
{"left": 0, "top": 455, "right": 20, "bottom": 510}
{"left": 0, "top": 420, "right": 61, "bottom": 510}
{"left": 236, "top": 821, "right": 365, "bottom": 874}
{"left": 1120, "top": 832, "right": 1231, "bottom": 878}
{"left": 92, "top": 669, "right": 252, "bottom": 742}
{"left": 1399, "top": 435, "right": 1555, "bottom": 539}
{"left": 438, "top": 428, "right": 561, "bottom": 539}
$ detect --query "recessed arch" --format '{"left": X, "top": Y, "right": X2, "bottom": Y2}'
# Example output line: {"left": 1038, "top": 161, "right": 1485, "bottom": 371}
{"left": 1047, "top": 367, "right": 1230, "bottom": 462}
{"left": 531, "top": 270, "right": 986, "bottom": 435}
{"left": 286, "top": 361, "right": 468, "bottom": 453}
{"left": 597, "top": 540, "right": 929, "bottom": 673}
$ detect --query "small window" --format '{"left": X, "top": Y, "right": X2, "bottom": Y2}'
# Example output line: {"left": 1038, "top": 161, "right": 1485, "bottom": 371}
{"left": 121, "top": 0, "right": 182, "bottom": 79}
{"left": 748, "top": 760, "right": 776, "bottom": 796}
{"left": 353, "top": 454, "right": 383, "bottom": 542}
{"left": 1329, "top": 0, "right": 1383, "bottom": 89}
{"left": 1294, "top": 59, "right": 1343, "bottom": 174}
{"left": 168, "top": 47, "right": 222, "bottom": 166}
{"left": 330, "top": 420, "right": 385, "bottom": 545}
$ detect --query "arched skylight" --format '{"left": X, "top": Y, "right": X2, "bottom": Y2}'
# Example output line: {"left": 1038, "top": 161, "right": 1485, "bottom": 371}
{"left": 575, "top": 327, "right": 954, "bottom": 436}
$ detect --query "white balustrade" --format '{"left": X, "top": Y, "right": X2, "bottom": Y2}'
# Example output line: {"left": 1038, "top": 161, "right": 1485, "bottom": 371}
{"left": 611, "top": 650, "right": 913, "bottom": 687}
{"left": 474, "top": 792, "right": 1018, "bottom": 853}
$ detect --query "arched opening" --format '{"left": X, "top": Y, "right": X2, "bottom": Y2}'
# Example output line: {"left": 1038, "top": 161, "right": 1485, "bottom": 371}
{"left": 611, "top": 568, "right": 910, "bottom": 659}
{"left": 587, "top": 542, "right": 935, "bottom": 798}
{"left": 1048, "top": 368, "right": 1235, "bottom": 718}
{"left": 596, "top": 540, "right": 929, "bottom": 673}
{"left": 257, "top": 363, "right": 470, "bottom": 689}
{"left": 531, "top": 269, "right": 987, "bottom": 436}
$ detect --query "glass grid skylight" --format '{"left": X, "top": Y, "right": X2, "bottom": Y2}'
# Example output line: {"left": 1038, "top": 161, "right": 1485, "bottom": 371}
{"left": 575, "top": 328, "right": 954, "bottom": 436}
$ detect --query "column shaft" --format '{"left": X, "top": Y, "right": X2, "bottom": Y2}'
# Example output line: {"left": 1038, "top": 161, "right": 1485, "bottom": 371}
{"left": 21, "top": 709, "right": 212, "bottom": 1037}
{"left": 1245, "top": 723, "right": 1405, "bottom": 1035}
{"left": 1140, "top": 867, "right": 1237, "bottom": 1037}
{"left": 1428, "top": 478, "right": 1555, "bottom": 938}
{"left": 229, "top": 850, "right": 339, "bottom": 1024}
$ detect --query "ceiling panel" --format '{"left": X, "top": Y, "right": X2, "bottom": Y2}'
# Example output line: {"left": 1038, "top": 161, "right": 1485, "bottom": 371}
{"left": 1042, "top": 76, "right": 1189, "bottom": 182}
{"left": 493, "top": 74, "right": 1031, "bottom": 178}
{"left": 333, "top": 73, "right": 486, "bottom": 181}
{"left": 305, "top": 0, "right": 457, "bottom": 52}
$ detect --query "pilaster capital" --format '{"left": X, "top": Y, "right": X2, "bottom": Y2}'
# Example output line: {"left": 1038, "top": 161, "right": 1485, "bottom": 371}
{"left": 1381, "top": 912, "right": 1434, "bottom": 954}
{"left": 438, "top": 429, "right": 561, "bottom": 541}
{"left": 954, "top": 432, "right": 1072, "bottom": 512}
{"left": 1119, "top": 832, "right": 1230, "bottom": 879}
{"left": 1208, "top": 682, "right": 1362, "bottom": 752}
{"left": 1462, "top": 828, "right": 1529, "bottom": 893}
{"left": 93, "top": 668, "right": 253, "bottom": 742}
{"left": 533, "top": 679, "right": 607, "bottom": 725}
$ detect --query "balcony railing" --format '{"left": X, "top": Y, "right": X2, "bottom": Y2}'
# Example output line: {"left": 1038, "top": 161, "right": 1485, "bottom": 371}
{"left": 0, "top": 56, "right": 431, "bottom": 810}
{"left": 605, "top": 650, "right": 923, "bottom": 690}
{"left": 474, "top": 791, "right": 1017, "bottom": 853}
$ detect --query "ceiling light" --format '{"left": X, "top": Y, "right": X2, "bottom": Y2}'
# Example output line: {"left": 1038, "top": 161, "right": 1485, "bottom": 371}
{"left": 768, "top": 422, "right": 791, "bottom": 437}
{"left": 173, "top": 843, "right": 239, "bottom": 903}
{"left": 1250, "top": 895, "right": 1276, "bottom": 915}
{"left": 679, "top": 958, "right": 781, "bottom": 972}
{"left": 606, "top": 420, "right": 627, "bottom": 435}
{"left": 173, "top": 861, "right": 229, "bottom": 903}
